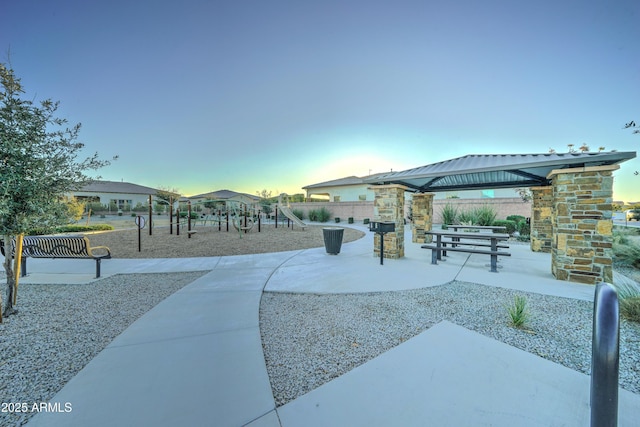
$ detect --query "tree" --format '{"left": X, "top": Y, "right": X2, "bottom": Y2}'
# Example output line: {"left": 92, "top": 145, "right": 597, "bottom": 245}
{"left": 0, "top": 62, "right": 112, "bottom": 320}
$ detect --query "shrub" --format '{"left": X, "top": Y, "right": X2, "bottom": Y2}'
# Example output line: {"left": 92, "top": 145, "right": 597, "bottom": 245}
{"left": 317, "top": 207, "right": 331, "bottom": 222}
{"left": 308, "top": 209, "right": 318, "bottom": 221}
{"left": 613, "top": 232, "right": 640, "bottom": 269}
{"left": 613, "top": 274, "right": 640, "bottom": 322}
{"left": 440, "top": 203, "right": 458, "bottom": 225}
{"left": 292, "top": 209, "right": 305, "bottom": 220}
{"left": 457, "top": 209, "right": 477, "bottom": 225}
{"left": 55, "top": 224, "right": 114, "bottom": 233}
{"left": 335, "top": 217, "right": 341, "bottom": 223}
{"left": 494, "top": 220, "right": 517, "bottom": 235}
{"left": 363, "top": 218, "right": 370, "bottom": 224}
{"left": 348, "top": 217, "right": 354, "bottom": 224}
{"left": 474, "top": 205, "right": 497, "bottom": 226}
{"left": 506, "top": 295, "right": 530, "bottom": 328}
{"left": 506, "top": 215, "right": 526, "bottom": 223}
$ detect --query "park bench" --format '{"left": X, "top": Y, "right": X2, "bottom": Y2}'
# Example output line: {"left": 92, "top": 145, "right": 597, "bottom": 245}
{"left": 0, "top": 236, "right": 111, "bottom": 278}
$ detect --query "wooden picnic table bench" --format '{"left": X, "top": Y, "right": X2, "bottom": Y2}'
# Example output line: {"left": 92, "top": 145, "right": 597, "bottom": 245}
{"left": 0, "top": 235, "right": 111, "bottom": 278}
{"left": 423, "top": 229, "right": 510, "bottom": 272}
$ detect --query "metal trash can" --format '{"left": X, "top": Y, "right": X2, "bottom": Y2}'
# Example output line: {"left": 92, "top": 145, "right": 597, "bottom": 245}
{"left": 323, "top": 227, "right": 344, "bottom": 255}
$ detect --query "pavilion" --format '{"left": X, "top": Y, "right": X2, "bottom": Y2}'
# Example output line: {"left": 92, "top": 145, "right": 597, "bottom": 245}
{"left": 365, "top": 151, "right": 637, "bottom": 285}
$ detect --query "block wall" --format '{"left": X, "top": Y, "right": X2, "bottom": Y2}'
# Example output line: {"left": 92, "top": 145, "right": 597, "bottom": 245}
{"left": 530, "top": 186, "right": 553, "bottom": 253}
{"left": 411, "top": 193, "right": 434, "bottom": 243}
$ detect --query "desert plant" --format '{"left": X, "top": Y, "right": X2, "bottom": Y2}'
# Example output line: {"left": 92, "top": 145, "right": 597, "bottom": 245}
{"left": 440, "top": 203, "right": 458, "bottom": 225}
{"left": 457, "top": 209, "right": 477, "bottom": 225}
{"left": 348, "top": 217, "right": 354, "bottom": 224}
{"left": 335, "top": 217, "right": 341, "bottom": 223}
{"left": 292, "top": 209, "right": 305, "bottom": 220}
{"left": 474, "top": 205, "right": 497, "bottom": 226}
{"left": 363, "top": 218, "right": 370, "bottom": 224}
{"left": 507, "top": 295, "right": 530, "bottom": 328}
{"left": 613, "top": 233, "right": 640, "bottom": 269}
{"left": 317, "top": 207, "right": 331, "bottom": 222}
{"left": 613, "top": 274, "right": 640, "bottom": 322}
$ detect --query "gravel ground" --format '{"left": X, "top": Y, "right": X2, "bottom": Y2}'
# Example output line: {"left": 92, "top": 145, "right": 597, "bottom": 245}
{"left": 1, "top": 225, "right": 639, "bottom": 425}
{"left": 260, "top": 280, "right": 640, "bottom": 407}
{"left": 82, "top": 223, "right": 365, "bottom": 258}
{"left": 0, "top": 272, "right": 207, "bottom": 427}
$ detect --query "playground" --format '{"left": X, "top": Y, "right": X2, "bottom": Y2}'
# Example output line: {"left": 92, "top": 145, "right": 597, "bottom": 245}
{"left": 82, "top": 218, "right": 365, "bottom": 258}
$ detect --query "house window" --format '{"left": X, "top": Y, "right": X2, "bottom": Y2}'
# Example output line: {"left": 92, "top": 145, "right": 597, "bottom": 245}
{"left": 333, "top": 196, "right": 341, "bottom": 202}
{"left": 481, "top": 190, "right": 494, "bottom": 198}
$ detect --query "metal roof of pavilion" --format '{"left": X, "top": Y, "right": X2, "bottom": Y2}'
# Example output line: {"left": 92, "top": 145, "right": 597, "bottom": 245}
{"left": 365, "top": 152, "right": 637, "bottom": 192}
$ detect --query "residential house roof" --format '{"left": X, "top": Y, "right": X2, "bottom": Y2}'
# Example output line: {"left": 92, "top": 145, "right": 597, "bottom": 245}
{"left": 189, "top": 189, "right": 260, "bottom": 201}
{"left": 80, "top": 180, "right": 160, "bottom": 195}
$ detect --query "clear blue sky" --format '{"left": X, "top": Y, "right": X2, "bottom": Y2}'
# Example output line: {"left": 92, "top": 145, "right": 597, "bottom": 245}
{"left": 2, "top": 0, "right": 639, "bottom": 201}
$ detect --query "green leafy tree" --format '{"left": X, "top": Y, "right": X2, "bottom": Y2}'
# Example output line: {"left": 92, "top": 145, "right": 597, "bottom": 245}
{"left": 0, "top": 63, "right": 112, "bottom": 319}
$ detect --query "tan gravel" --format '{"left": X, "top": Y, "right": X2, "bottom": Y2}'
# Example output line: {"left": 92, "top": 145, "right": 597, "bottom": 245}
{"left": 82, "top": 223, "right": 365, "bottom": 258}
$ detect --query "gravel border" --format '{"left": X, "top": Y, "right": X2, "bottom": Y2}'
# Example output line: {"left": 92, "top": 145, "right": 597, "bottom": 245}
{"left": 260, "top": 280, "right": 640, "bottom": 407}
{"left": 0, "top": 271, "right": 207, "bottom": 427}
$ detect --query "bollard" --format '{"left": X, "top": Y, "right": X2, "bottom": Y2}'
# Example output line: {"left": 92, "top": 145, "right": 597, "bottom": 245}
{"left": 591, "top": 282, "right": 619, "bottom": 427}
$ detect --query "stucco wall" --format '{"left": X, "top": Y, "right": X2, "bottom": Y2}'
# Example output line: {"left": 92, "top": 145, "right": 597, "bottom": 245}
{"left": 289, "top": 197, "right": 531, "bottom": 223}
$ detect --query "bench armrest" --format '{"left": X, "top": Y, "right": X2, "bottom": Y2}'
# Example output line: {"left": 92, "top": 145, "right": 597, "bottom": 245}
{"left": 87, "top": 245, "right": 112, "bottom": 259}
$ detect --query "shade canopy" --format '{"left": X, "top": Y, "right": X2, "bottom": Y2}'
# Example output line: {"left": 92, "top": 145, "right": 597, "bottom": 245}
{"left": 365, "top": 152, "right": 636, "bottom": 192}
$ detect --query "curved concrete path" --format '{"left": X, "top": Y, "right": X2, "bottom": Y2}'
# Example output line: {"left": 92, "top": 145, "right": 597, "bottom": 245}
{"left": 14, "top": 224, "right": 640, "bottom": 426}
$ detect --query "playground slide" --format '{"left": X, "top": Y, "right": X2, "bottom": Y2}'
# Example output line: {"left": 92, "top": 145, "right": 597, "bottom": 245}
{"left": 278, "top": 194, "right": 307, "bottom": 229}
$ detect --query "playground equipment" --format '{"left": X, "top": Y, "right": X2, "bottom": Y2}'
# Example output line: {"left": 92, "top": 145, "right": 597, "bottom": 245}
{"left": 169, "top": 199, "right": 262, "bottom": 237}
{"left": 277, "top": 193, "right": 307, "bottom": 229}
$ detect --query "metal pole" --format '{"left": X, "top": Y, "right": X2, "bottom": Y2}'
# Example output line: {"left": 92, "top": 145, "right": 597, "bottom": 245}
{"left": 176, "top": 208, "right": 180, "bottom": 236}
{"left": 188, "top": 201, "right": 192, "bottom": 238}
{"left": 169, "top": 197, "right": 173, "bottom": 235}
{"left": 148, "top": 195, "right": 153, "bottom": 235}
{"left": 137, "top": 216, "right": 142, "bottom": 252}
{"left": 591, "top": 282, "right": 620, "bottom": 427}
{"left": 379, "top": 232, "right": 385, "bottom": 265}
{"left": 275, "top": 205, "right": 278, "bottom": 228}
{"left": 258, "top": 210, "right": 261, "bottom": 232}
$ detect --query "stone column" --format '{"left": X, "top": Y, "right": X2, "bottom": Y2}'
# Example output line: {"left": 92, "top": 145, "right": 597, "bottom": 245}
{"left": 530, "top": 186, "right": 553, "bottom": 253}
{"left": 549, "top": 165, "right": 618, "bottom": 284}
{"left": 370, "top": 184, "right": 407, "bottom": 259}
{"left": 411, "top": 193, "right": 434, "bottom": 243}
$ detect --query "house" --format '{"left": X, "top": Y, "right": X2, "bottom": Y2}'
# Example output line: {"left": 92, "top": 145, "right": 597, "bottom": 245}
{"left": 71, "top": 180, "right": 160, "bottom": 211}
{"left": 303, "top": 173, "right": 389, "bottom": 202}
{"left": 188, "top": 189, "right": 260, "bottom": 206}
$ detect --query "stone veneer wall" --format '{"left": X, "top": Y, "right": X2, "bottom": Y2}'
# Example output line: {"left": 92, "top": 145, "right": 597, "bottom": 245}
{"left": 370, "top": 185, "right": 406, "bottom": 259}
{"left": 530, "top": 186, "right": 553, "bottom": 253}
{"left": 411, "top": 193, "right": 434, "bottom": 243}
{"left": 550, "top": 166, "right": 617, "bottom": 285}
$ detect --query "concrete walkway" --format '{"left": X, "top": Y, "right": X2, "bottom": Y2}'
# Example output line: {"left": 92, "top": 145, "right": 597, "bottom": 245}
{"left": 14, "top": 224, "right": 640, "bottom": 426}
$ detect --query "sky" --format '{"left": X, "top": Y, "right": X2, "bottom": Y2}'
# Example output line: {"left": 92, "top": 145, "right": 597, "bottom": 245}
{"left": 2, "top": 0, "right": 639, "bottom": 201}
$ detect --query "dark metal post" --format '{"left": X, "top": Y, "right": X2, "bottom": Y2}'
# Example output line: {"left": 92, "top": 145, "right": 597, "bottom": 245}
{"left": 591, "top": 282, "right": 620, "bottom": 427}
{"left": 148, "top": 195, "right": 153, "bottom": 236}
{"left": 226, "top": 210, "right": 229, "bottom": 232}
{"left": 188, "top": 201, "right": 192, "bottom": 238}
{"left": 176, "top": 208, "right": 180, "bottom": 236}
{"left": 137, "top": 215, "right": 142, "bottom": 252}
{"left": 258, "top": 210, "right": 261, "bottom": 232}
{"left": 218, "top": 209, "right": 221, "bottom": 231}
{"left": 169, "top": 197, "right": 173, "bottom": 235}
{"left": 379, "top": 232, "right": 385, "bottom": 265}
{"left": 275, "top": 205, "right": 278, "bottom": 228}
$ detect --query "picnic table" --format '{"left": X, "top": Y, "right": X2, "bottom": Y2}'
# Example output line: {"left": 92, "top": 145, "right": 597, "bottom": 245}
{"left": 422, "top": 229, "right": 510, "bottom": 272}
{"left": 447, "top": 224, "right": 507, "bottom": 232}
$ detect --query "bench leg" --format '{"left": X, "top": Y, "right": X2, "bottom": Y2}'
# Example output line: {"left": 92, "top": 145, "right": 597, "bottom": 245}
{"left": 431, "top": 249, "right": 438, "bottom": 265}
{"left": 21, "top": 257, "right": 27, "bottom": 277}
{"left": 490, "top": 254, "right": 498, "bottom": 273}
{"left": 95, "top": 259, "right": 101, "bottom": 278}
